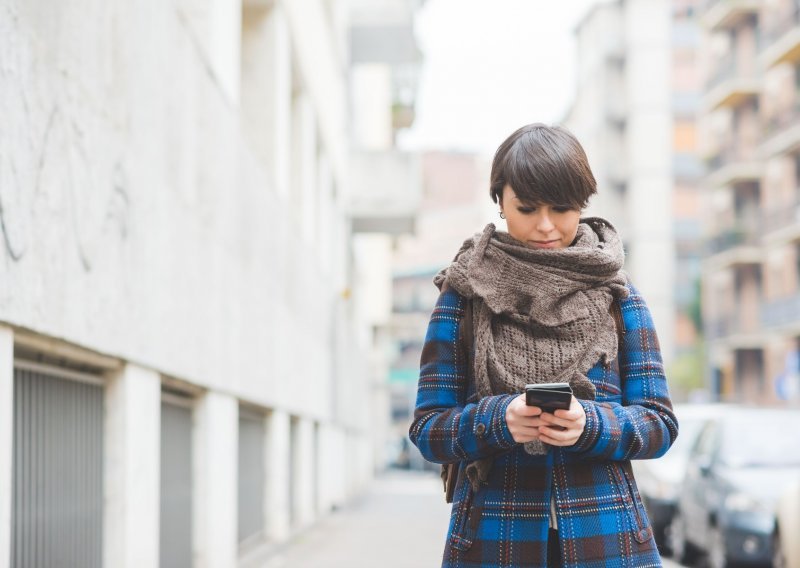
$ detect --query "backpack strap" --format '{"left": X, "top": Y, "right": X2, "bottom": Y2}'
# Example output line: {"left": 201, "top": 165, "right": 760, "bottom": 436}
{"left": 611, "top": 298, "right": 625, "bottom": 364}
{"left": 460, "top": 296, "right": 474, "bottom": 387}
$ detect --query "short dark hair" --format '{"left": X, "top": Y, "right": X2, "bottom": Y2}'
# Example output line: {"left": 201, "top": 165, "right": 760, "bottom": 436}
{"left": 489, "top": 123, "right": 596, "bottom": 209}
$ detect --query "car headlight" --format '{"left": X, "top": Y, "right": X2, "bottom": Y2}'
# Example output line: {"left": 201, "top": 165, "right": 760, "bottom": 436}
{"left": 724, "top": 492, "right": 763, "bottom": 513}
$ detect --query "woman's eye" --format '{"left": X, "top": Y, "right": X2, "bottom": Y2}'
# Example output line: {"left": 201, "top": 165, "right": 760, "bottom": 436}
{"left": 553, "top": 207, "right": 571, "bottom": 213}
{"left": 517, "top": 207, "right": 535, "bottom": 214}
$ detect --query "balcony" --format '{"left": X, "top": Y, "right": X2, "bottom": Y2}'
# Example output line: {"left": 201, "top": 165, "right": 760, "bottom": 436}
{"left": 760, "top": 98, "right": 800, "bottom": 157}
{"left": 704, "top": 219, "right": 761, "bottom": 270}
{"left": 706, "top": 221, "right": 759, "bottom": 255}
{"left": 706, "top": 314, "right": 735, "bottom": 340}
{"left": 348, "top": 151, "right": 421, "bottom": 235}
{"left": 760, "top": 197, "right": 800, "bottom": 243}
{"left": 704, "top": 51, "right": 760, "bottom": 111}
{"left": 760, "top": 5, "right": 800, "bottom": 69}
{"left": 350, "top": 25, "right": 420, "bottom": 66}
{"left": 701, "top": 0, "right": 760, "bottom": 31}
{"left": 706, "top": 309, "right": 762, "bottom": 344}
{"left": 704, "top": 142, "right": 762, "bottom": 187}
{"left": 762, "top": 293, "right": 800, "bottom": 330}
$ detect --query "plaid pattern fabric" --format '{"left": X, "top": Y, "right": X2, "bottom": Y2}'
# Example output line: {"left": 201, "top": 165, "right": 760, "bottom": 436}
{"left": 409, "top": 283, "right": 678, "bottom": 568}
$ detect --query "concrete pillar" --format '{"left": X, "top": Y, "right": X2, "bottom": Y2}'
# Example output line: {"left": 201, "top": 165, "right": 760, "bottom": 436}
{"left": 316, "top": 423, "right": 346, "bottom": 514}
{"left": 331, "top": 426, "right": 347, "bottom": 509}
{"left": 207, "top": 0, "right": 242, "bottom": 103}
{"left": 0, "top": 326, "right": 13, "bottom": 568}
{"left": 265, "top": 409, "right": 290, "bottom": 541}
{"left": 193, "top": 392, "right": 238, "bottom": 568}
{"left": 317, "top": 151, "right": 333, "bottom": 274}
{"left": 104, "top": 364, "right": 161, "bottom": 568}
{"left": 351, "top": 64, "right": 393, "bottom": 150}
{"left": 240, "top": 2, "right": 292, "bottom": 199}
{"left": 291, "top": 92, "right": 318, "bottom": 244}
{"left": 292, "top": 417, "right": 316, "bottom": 528}
{"left": 316, "top": 423, "right": 330, "bottom": 515}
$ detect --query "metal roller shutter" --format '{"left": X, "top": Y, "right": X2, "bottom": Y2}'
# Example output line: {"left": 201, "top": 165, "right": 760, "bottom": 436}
{"left": 160, "top": 393, "right": 193, "bottom": 568}
{"left": 12, "top": 361, "right": 104, "bottom": 568}
{"left": 237, "top": 407, "right": 265, "bottom": 547}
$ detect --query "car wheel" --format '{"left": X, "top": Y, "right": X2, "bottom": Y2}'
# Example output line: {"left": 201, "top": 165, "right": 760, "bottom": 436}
{"left": 708, "top": 525, "right": 727, "bottom": 568}
{"left": 773, "top": 530, "right": 787, "bottom": 568}
{"left": 668, "top": 510, "right": 698, "bottom": 564}
{"left": 656, "top": 521, "right": 672, "bottom": 557}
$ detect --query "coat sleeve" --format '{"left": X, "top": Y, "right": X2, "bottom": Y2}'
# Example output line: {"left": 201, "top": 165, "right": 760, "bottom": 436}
{"left": 408, "top": 287, "right": 517, "bottom": 464}
{"left": 566, "top": 283, "right": 679, "bottom": 461}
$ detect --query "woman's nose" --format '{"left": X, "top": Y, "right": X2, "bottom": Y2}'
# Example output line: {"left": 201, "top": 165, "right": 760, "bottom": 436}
{"left": 536, "top": 213, "right": 555, "bottom": 233}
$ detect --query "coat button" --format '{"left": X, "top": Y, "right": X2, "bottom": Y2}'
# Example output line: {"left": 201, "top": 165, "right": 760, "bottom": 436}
{"left": 475, "top": 423, "right": 486, "bottom": 436}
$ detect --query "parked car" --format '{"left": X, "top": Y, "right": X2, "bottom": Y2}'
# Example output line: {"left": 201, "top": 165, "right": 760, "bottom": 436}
{"left": 669, "top": 406, "right": 800, "bottom": 568}
{"left": 776, "top": 479, "right": 800, "bottom": 568}
{"left": 632, "top": 403, "right": 728, "bottom": 554}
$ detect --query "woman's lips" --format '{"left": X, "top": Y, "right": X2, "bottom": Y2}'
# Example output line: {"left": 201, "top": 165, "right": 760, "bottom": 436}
{"left": 529, "top": 239, "right": 560, "bottom": 248}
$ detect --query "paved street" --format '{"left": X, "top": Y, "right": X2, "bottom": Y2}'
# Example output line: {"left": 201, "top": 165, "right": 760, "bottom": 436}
{"left": 255, "top": 469, "right": 686, "bottom": 568}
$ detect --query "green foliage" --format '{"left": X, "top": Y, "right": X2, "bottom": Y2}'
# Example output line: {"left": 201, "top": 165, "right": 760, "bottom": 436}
{"left": 668, "top": 339, "right": 706, "bottom": 401}
{"left": 688, "top": 277, "right": 703, "bottom": 334}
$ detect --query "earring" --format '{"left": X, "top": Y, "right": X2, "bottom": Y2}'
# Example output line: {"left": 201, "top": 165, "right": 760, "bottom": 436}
{"left": 499, "top": 211, "right": 505, "bottom": 219}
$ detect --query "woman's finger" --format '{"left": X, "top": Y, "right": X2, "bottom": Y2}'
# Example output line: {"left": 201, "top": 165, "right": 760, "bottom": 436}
{"left": 539, "top": 425, "right": 568, "bottom": 440}
{"left": 538, "top": 413, "right": 577, "bottom": 429}
{"left": 539, "top": 429, "right": 579, "bottom": 446}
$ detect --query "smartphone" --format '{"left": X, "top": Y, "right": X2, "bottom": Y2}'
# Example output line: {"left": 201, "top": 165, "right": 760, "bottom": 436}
{"left": 525, "top": 382, "right": 573, "bottom": 413}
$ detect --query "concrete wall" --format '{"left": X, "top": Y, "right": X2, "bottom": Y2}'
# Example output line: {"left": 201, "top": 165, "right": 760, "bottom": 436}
{"left": 1, "top": 0, "right": 349, "bottom": 418}
{"left": 0, "top": 0, "right": 392, "bottom": 564}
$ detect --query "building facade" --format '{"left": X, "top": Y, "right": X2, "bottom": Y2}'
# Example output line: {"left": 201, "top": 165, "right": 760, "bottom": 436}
{"left": 700, "top": 0, "right": 800, "bottom": 403}
{"left": 565, "top": 0, "right": 677, "bottom": 367}
{"left": 0, "top": 0, "right": 421, "bottom": 566}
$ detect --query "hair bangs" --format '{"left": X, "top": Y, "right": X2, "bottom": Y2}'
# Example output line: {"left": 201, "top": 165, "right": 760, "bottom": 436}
{"left": 489, "top": 124, "right": 596, "bottom": 210}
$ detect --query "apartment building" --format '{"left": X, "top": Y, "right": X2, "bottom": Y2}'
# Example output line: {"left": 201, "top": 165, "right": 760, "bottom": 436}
{"left": 700, "top": 0, "right": 800, "bottom": 403}
{"left": 759, "top": 0, "right": 800, "bottom": 402}
{"left": 565, "top": 0, "right": 677, "bottom": 367}
{"left": 0, "top": 1, "right": 421, "bottom": 567}
{"left": 389, "top": 151, "right": 494, "bottom": 469}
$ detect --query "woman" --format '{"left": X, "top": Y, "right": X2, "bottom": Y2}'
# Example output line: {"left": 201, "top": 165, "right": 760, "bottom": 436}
{"left": 409, "top": 124, "right": 678, "bottom": 568}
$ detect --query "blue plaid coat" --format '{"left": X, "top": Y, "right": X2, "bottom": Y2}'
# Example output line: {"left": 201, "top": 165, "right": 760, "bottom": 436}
{"left": 409, "top": 281, "right": 678, "bottom": 567}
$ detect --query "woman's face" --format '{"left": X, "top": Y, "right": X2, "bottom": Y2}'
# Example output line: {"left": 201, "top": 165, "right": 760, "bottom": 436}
{"left": 499, "top": 185, "right": 581, "bottom": 250}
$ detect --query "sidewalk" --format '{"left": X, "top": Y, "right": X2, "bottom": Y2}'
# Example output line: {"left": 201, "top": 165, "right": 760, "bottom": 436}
{"left": 256, "top": 468, "right": 686, "bottom": 568}
{"left": 260, "top": 469, "right": 451, "bottom": 568}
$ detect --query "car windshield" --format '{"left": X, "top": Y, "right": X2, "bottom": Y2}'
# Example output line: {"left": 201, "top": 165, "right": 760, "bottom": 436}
{"left": 720, "top": 411, "right": 800, "bottom": 468}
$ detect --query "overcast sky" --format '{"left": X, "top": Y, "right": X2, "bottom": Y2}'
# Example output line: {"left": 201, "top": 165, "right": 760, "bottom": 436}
{"left": 399, "top": 0, "right": 604, "bottom": 155}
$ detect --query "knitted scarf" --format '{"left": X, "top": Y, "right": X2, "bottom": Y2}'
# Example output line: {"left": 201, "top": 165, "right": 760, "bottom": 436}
{"left": 433, "top": 218, "right": 629, "bottom": 488}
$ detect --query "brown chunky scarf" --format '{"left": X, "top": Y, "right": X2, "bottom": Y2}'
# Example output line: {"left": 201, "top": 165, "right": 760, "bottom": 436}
{"left": 433, "top": 218, "right": 629, "bottom": 488}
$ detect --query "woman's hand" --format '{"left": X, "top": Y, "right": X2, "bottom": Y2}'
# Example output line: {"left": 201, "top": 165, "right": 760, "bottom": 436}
{"left": 504, "top": 394, "right": 543, "bottom": 443}
{"left": 535, "top": 396, "right": 586, "bottom": 446}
